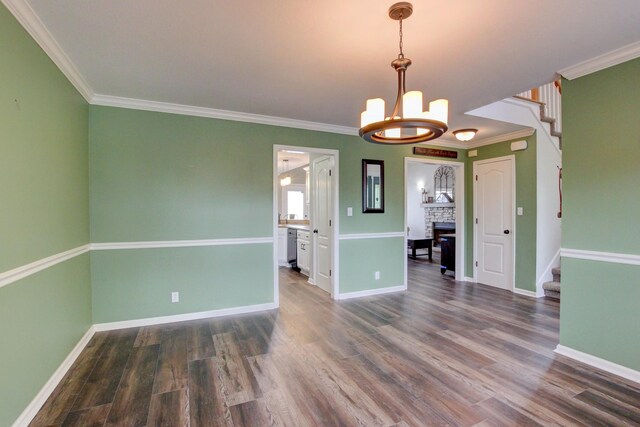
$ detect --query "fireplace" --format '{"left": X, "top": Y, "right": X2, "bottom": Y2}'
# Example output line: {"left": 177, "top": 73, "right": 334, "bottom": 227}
{"left": 433, "top": 222, "right": 455, "bottom": 246}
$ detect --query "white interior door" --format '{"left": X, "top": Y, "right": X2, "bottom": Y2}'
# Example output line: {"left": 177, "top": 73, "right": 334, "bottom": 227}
{"left": 475, "top": 157, "right": 514, "bottom": 291}
{"left": 313, "top": 156, "right": 333, "bottom": 294}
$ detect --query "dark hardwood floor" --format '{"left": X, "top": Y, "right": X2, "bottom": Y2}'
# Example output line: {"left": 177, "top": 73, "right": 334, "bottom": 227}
{"left": 30, "top": 256, "right": 640, "bottom": 426}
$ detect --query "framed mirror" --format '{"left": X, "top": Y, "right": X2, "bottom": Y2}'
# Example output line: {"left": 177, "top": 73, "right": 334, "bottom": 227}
{"left": 362, "top": 159, "right": 384, "bottom": 213}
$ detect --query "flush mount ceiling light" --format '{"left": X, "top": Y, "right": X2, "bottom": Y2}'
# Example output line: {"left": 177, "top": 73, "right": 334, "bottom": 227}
{"left": 453, "top": 128, "right": 478, "bottom": 142}
{"left": 359, "top": 2, "right": 449, "bottom": 145}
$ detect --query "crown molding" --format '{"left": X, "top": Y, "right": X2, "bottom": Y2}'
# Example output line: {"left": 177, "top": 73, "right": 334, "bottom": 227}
{"left": 465, "top": 128, "right": 535, "bottom": 148}
{"left": 559, "top": 40, "right": 640, "bottom": 80}
{"left": 91, "top": 94, "right": 359, "bottom": 136}
{"left": 92, "top": 95, "right": 534, "bottom": 147}
{"left": 417, "top": 127, "right": 534, "bottom": 150}
{"left": 1, "top": 0, "right": 93, "bottom": 101}
{"left": 415, "top": 137, "right": 467, "bottom": 149}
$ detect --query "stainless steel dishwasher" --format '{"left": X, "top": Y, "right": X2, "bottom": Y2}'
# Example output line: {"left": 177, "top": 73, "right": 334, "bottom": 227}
{"left": 287, "top": 228, "right": 299, "bottom": 270}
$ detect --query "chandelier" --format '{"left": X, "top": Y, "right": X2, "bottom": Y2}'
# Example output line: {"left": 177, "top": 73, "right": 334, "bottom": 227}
{"left": 359, "top": 2, "right": 449, "bottom": 145}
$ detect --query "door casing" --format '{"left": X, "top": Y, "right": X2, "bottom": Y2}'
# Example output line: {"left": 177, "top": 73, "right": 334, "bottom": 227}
{"left": 404, "top": 157, "right": 465, "bottom": 283}
{"left": 273, "top": 145, "right": 339, "bottom": 305}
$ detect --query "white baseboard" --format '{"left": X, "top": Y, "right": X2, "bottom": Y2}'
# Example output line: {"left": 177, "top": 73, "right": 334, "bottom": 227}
{"left": 513, "top": 288, "right": 542, "bottom": 298}
{"left": 336, "top": 285, "right": 406, "bottom": 300}
{"left": 463, "top": 276, "right": 475, "bottom": 282}
{"left": 555, "top": 345, "right": 640, "bottom": 385}
{"left": 93, "top": 302, "right": 278, "bottom": 331}
{"left": 12, "top": 326, "right": 96, "bottom": 427}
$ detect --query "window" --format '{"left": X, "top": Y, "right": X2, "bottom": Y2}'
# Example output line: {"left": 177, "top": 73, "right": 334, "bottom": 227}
{"left": 434, "top": 166, "right": 455, "bottom": 202}
{"left": 287, "top": 190, "right": 304, "bottom": 219}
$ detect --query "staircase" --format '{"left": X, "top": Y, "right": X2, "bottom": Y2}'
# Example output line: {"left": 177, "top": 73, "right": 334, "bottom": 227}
{"left": 467, "top": 83, "right": 563, "bottom": 299}
{"left": 543, "top": 266, "right": 561, "bottom": 299}
{"left": 515, "top": 80, "right": 563, "bottom": 149}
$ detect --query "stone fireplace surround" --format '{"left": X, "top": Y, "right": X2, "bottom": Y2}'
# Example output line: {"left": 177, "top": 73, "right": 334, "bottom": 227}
{"left": 424, "top": 205, "right": 455, "bottom": 239}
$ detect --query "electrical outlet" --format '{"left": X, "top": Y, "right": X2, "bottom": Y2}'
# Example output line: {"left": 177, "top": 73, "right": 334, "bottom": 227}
{"left": 374, "top": 271, "right": 380, "bottom": 280}
{"left": 517, "top": 207, "right": 524, "bottom": 215}
{"left": 171, "top": 292, "right": 179, "bottom": 303}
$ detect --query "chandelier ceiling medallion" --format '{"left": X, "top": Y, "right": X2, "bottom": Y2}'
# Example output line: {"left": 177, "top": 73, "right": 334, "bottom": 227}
{"left": 359, "top": 2, "right": 449, "bottom": 145}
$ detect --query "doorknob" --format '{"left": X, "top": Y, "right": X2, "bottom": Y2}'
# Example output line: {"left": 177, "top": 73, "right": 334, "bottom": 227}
{"left": 504, "top": 229, "right": 510, "bottom": 234}
{"left": 313, "top": 229, "right": 318, "bottom": 233}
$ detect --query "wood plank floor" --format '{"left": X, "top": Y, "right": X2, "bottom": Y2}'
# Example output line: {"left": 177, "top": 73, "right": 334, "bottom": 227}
{"left": 31, "top": 257, "right": 640, "bottom": 426}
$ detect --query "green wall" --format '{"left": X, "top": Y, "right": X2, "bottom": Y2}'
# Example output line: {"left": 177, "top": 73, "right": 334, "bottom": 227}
{"left": 560, "top": 58, "right": 640, "bottom": 370}
{"left": 339, "top": 237, "right": 406, "bottom": 293}
{"left": 91, "top": 245, "right": 274, "bottom": 323}
{"left": 89, "top": 105, "right": 465, "bottom": 320}
{"left": 464, "top": 135, "right": 538, "bottom": 291}
{"left": 0, "top": 256, "right": 92, "bottom": 426}
{"left": 0, "top": 4, "right": 91, "bottom": 426}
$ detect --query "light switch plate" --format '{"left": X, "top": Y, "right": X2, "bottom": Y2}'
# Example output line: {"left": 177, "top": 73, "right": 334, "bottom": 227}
{"left": 347, "top": 207, "right": 353, "bottom": 216}
{"left": 517, "top": 207, "right": 524, "bottom": 215}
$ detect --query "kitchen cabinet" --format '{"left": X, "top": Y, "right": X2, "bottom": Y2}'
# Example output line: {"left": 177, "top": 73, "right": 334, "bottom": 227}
{"left": 297, "top": 230, "right": 311, "bottom": 275}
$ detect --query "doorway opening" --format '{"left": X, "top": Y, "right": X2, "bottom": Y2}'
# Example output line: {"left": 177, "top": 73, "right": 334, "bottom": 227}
{"left": 404, "top": 157, "right": 465, "bottom": 282}
{"left": 273, "top": 145, "right": 339, "bottom": 307}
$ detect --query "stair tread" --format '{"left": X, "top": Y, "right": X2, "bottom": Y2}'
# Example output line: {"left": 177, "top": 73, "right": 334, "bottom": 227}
{"left": 543, "top": 281, "right": 561, "bottom": 292}
{"left": 544, "top": 289, "right": 560, "bottom": 300}
{"left": 552, "top": 267, "right": 561, "bottom": 276}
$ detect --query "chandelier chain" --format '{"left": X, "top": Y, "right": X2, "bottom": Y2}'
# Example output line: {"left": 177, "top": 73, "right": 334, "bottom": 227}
{"left": 398, "top": 14, "right": 404, "bottom": 58}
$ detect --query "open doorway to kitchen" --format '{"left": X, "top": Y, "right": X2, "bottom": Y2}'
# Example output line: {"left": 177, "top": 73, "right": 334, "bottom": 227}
{"left": 273, "top": 145, "right": 339, "bottom": 307}
{"left": 405, "top": 157, "right": 465, "bottom": 282}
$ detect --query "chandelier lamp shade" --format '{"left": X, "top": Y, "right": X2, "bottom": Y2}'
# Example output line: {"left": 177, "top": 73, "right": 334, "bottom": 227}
{"left": 453, "top": 128, "right": 478, "bottom": 141}
{"left": 359, "top": 2, "right": 449, "bottom": 145}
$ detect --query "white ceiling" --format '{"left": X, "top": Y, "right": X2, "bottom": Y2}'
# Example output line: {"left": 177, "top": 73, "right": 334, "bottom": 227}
{"left": 277, "top": 151, "right": 309, "bottom": 173}
{"left": 22, "top": 0, "right": 640, "bottom": 141}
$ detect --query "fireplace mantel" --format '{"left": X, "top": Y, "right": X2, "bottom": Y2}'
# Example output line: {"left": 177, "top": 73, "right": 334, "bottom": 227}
{"left": 421, "top": 203, "right": 455, "bottom": 208}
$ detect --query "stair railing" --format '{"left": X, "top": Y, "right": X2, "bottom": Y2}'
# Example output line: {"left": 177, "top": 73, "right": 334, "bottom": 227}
{"left": 516, "top": 80, "right": 562, "bottom": 134}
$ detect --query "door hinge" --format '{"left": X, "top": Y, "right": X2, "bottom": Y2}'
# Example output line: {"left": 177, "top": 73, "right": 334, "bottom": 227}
{"left": 329, "top": 269, "right": 332, "bottom": 276}
{"left": 329, "top": 170, "right": 332, "bottom": 176}
{"left": 329, "top": 219, "right": 332, "bottom": 226}
{"left": 475, "top": 174, "right": 478, "bottom": 181}
{"left": 475, "top": 218, "right": 478, "bottom": 224}
{"left": 475, "top": 261, "right": 478, "bottom": 267}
